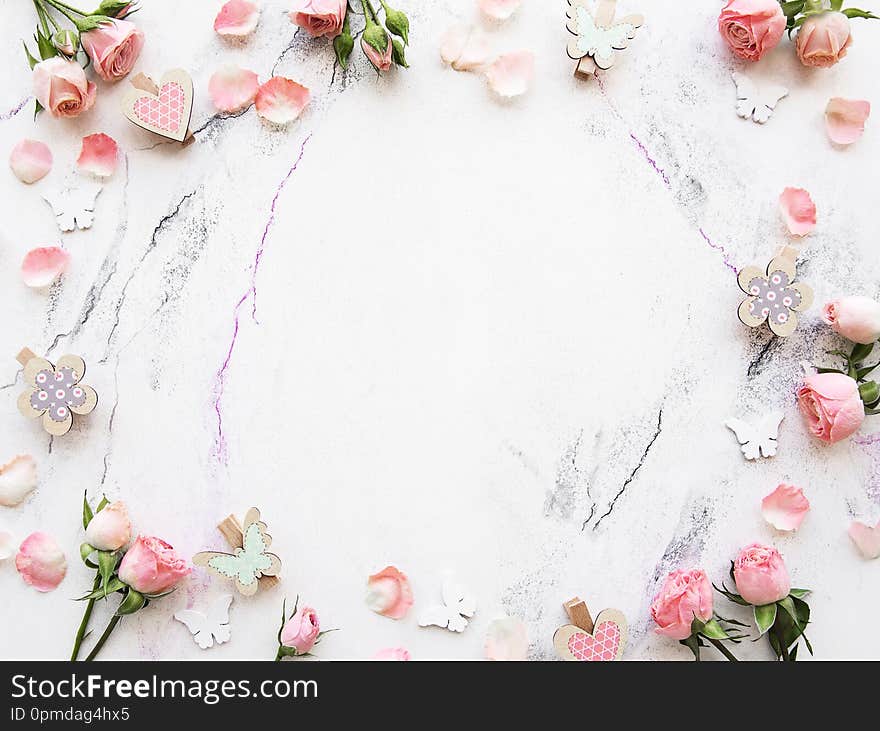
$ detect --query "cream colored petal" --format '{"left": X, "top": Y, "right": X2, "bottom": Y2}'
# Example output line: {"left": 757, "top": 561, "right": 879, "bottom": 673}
{"left": 767, "top": 256, "right": 796, "bottom": 281}
{"left": 0, "top": 455, "right": 37, "bottom": 507}
{"left": 738, "top": 298, "right": 766, "bottom": 328}
{"left": 737, "top": 265, "right": 765, "bottom": 295}
{"left": 788, "top": 281, "right": 814, "bottom": 312}
{"left": 69, "top": 384, "right": 97, "bottom": 415}
{"left": 769, "top": 311, "right": 798, "bottom": 338}
{"left": 23, "top": 357, "right": 53, "bottom": 387}
{"left": 55, "top": 354, "right": 86, "bottom": 381}
{"left": 42, "top": 409, "right": 72, "bottom": 437}
{"left": 18, "top": 390, "right": 45, "bottom": 419}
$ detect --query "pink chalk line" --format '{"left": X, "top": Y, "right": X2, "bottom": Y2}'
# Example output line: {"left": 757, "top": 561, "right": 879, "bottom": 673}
{"left": 211, "top": 135, "right": 312, "bottom": 464}
{"left": 594, "top": 73, "right": 738, "bottom": 274}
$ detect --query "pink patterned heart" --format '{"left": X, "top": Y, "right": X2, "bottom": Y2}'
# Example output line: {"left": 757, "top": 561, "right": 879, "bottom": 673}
{"left": 132, "top": 82, "right": 186, "bottom": 133}
{"left": 567, "top": 621, "right": 621, "bottom": 661}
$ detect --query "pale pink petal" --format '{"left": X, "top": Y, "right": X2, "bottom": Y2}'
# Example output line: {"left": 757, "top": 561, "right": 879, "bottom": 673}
{"left": 0, "top": 532, "right": 14, "bottom": 561}
{"left": 849, "top": 520, "right": 880, "bottom": 559}
{"left": 479, "top": 0, "right": 521, "bottom": 20}
{"left": 15, "top": 531, "right": 67, "bottom": 592}
{"left": 209, "top": 66, "right": 259, "bottom": 113}
{"left": 372, "top": 647, "right": 411, "bottom": 660}
{"left": 0, "top": 455, "right": 37, "bottom": 507}
{"left": 214, "top": 0, "right": 260, "bottom": 37}
{"left": 440, "top": 25, "right": 492, "bottom": 71}
{"left": 779, "top": 187, "right": 817, "bottom": 237}
{"left": 255, "top": 77, "right": 310, "bottom": 124}
{"left": 485, "top": 615, "right": 528, "bottom": 660}
{"left": 485, "top": 50, "right": 534, "bottom": 98}
{"left": 366, "top": 566, "right": 414, "bottom": 619}
{"left": 76, "top": 133, "right": 118, "bottom": 178}
{"left": 825, "top": 98, "right": 870, "bottom": 145}
{"left": 761, "top": 483, "right": 810, "bottom": 531}
{"left": 9, "top": 139, "right": 52, "bottom": 184}
{"left": 21, "top": 247, "right": 70, "bottom": 289}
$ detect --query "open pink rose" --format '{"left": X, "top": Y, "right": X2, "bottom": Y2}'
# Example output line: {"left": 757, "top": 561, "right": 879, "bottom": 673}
{"left": 289, "top": 0, "right": 347, "bottom": 38}
{"left": 822, "top": 296, "right": 880, "bottom": 345}
{"left": 796, "top": 12, "right": 852, "bottom": 68}
{"left": 365, "top": 565, "right": 413, "bottom": 619}
{"left": 650, "top": 569, "right": 713, "bottom": 640}
{"left": 281, "top": 606, "right": 320, "bottom": 654}
{"left": 32, "top": 57, "right": 96, "bottom": 118}
{"left": 717, "top": 0, "right": 785, "bottom": 61}
{"left": 117, "top": 535, "right": 189, "bottom": 595}
{"left": 797, "top": 372, "right": 865, "bottom": 444}
{"left": 85, "top": 501, "right": 132, "bottom": 551}
{"left": 734, "top": 544, "right": 790, "bottom": 605}
{"left": 81, "top": 19, "right": 145, "bottom": 81}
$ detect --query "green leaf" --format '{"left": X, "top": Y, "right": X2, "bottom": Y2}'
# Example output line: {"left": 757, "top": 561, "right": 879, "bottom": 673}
{"left": 851, "top": 342, "right": 875, "bottom": 365}
{"left": 80, "top": 543, "right": 95, "bottom": 563}
{"left": 391, "top": 38, "right": 408, "bottom": 68}
{"left": 35, "top": 30, "right": 57, "bottom": 61}
{"left": 97, "top": 550, "right": 118, "bottom": 595}
{"left": 22, "top": 40, "right": 40, "bottom": 70}
{"left": 116, "top": 588, "right": 145, "bottom": 615}
{"left": 859, "top": 381, "right": 879, "bottom": 406}
{"left": 788, "top": 588, "right": 811, "bottom": 599}
{"left": 700, "top": 618, "right": 730, "bottom": 640}
{"left": 679, "top": 634, "right": 701, "bottom": 661}
{"left": 857, "top": 362, "right": 880, "bottom": 380}
{"left": 82, "top": 491, "right": 94, "bottom": 530}
{"left": 842, "top": 8, "right": 880, "bottom": 20}
{"left": 96, "top": 495, "right": 109, "bottom": 513}
{"left": 816, "top": 367, "right": 845, "bottom": 374}
{"left": 780, "top": 1, "right": 805, "bottom": 16}
{"left": 74, "top": 15, "right": 114, "bottom": 33}
{"left": 77, "top": 577, "right": 125, "bottom": 600}
{"left": 713, "top": 582, "right": 750, "bottom": 606}
{"left": 754, "top": 603, "right": 777, "bottom": 635}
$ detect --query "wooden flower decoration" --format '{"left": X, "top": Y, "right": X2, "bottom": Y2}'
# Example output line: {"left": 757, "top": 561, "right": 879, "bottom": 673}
{"left": 736, "top": 252, "right": 813, "bottom": 338}
{"left": 17, "top": 349, "right": 97, "bottom": 436}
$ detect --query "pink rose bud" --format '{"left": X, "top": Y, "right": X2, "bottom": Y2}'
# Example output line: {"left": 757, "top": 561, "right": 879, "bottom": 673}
{"left": 117, "top": 535, "right": 190, "bottom": 595}
{"left": 796, "top": 11, "right": 852, "bottom": 68}
{"left": 81, "top": 19, "right": 145, "bottom": 82}
{"left": 822, "top": 296, "right": 880, "bottom": 345}
{"left": 53, "top": 29, "right": 79, "bottom": 57}
{"left": 289, "top": 0, "right": 348, "bottom": 38}
{"left": 32, "top": 57, "right": 97, "bottom": 118}
{"left": 717, "top": 0, "right": 785, "bottom": 62}
{"left": 733, "top": 544, "right": 790, "bottom": 606}
{"left": 281, "top": 606, "right": 320, "bottom": 654}
{"left": 84, "top": 501, "right": 132, "bottom": 551}
{"left": 361, "top": 26, "right": 393, "bottom": 71}
{"left": 650, "top": 569, "right": 714, "bottom": 640}
{"left": 797, "top": 372, "right": 865, "bottom": 444}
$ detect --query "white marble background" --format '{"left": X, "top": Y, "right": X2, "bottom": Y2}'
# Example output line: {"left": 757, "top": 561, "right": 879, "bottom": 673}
{"left": 0, "top": 0, "right": 879, "bottom": 660}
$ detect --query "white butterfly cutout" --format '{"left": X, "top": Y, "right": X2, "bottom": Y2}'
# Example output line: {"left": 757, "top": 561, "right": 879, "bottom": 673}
{"left": 418, "top": 577, "right": 476, "bottom": 633}
{"left": 174, "top": 594, "right": 233, "bottom": 650}
{"left": 565, "top": 0, "right": 643, "bottom": 70}
{"left": 726, "top": 410, "right": 784, "bottom": 460}
{"left": 42, "top": 179, "right": 102, "bottom": 232}
{"left": 732, "top": 72, "right": 788, "bottom": 124}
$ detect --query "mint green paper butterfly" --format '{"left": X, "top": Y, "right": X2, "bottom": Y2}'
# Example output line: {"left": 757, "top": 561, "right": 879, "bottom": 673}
{"left": 194, "top": 508, "right": 282, "bottom": 596}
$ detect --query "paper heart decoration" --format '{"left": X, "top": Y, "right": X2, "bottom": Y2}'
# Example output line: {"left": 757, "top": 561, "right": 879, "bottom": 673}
{"left": 121, "top": 69, "right": 194, "bottom": 142}
{"left": 553, "top": 609, "right": 627, "bottom": 661}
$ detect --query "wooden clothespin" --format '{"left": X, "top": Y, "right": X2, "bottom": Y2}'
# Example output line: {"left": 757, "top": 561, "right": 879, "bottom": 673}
{"left": 563, "top": 596, "right": 594, "bottom": 632}
{"left": 16, "top": 347, "right": 37, "bottom": 368}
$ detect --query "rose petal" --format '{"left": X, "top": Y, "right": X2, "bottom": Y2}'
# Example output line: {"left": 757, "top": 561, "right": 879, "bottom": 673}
{"left": 825, "top": 97, "right": 870, "bottom": 145}
{"left": 485, "top": 615, "right": 528, "bottom": 660}
{"left": 479, "top": 0, "right": 521, "bottom": 20}
{"left": 9, "top": 139, "right": 52, "bottom": 184}
{"left": 21, "top": 246, "right": 70, "bottom": 289}
{"left": 15, "top": 531, "right": 67, "bottom": 592}
{"left": 0, "top": 532, "right": 14, "bottom": 561}
{"left": 209, "top": 66, "right": 260, "bottom": 113}
{"left": 255, "top": 77, "right": 310, "bottom": 124}
{"left": 849, "top": 520, "right": 880, "bottom": 559}
{"left": 779, "top": 187, "right": 816, "bottom": 237}
{"left": 440, "top": 25, "right": 492, "bottom": 71}
{"left": 365, "top": 565, "right": 414, "bottom": 619}
{"left": 76, "top": 133, "right": 118, "bottom": 178}
{"left": 761, "top": 483, "right": 810, "bottom": 531}
{"left": 214, "top": 0, "right": 260, "bottom": 37}
{"left": 372, "top": 647, "right": 411, "bottom": 660}
{"left": 0, "top": 455, "right": 37, "bottom": 507}
{"left": 485, "top": 50, "right": 534, "bottom": 98}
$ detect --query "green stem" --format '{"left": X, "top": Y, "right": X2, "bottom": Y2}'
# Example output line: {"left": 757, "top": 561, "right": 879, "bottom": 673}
{"left": 708, "top": 639, "right": 739, "bottom": 662}
{"left": 84, "top": 614, "right": 121, "bottom": 662}
{"left": 42, "top": 0, "right": 80, "bottom": 26}
{"left": 274, "top": 645, "right": 283, "bottom": 661}
{"left": 71, "top": 574, "right": 101, "bottom": 661}
{"left": 33, "top": 0, "right": 51, "bottom": 35}
{"left": 360, "top": 0, "right": 378, "bottom": 24}
{"left": 44, "top": 0, "right": 89, "bottom": 15}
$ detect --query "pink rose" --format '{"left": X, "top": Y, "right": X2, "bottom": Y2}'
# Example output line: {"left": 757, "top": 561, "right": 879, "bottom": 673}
{"left": 289, "top": 0, "right": 347, "bottom": 38}
{"left": 84, "top": 501, "right": 131, "bottom": 552}
{"left": 32, "top": 57, "right": 97, "bottom": 118}
{"left": 822, "top": 296, "right": 880, "bottom": 345}
{"left": 734, "top": 543, "right": 790, "bottom": 605}
{"left": 797, "top": 372, "right": 865, "bottom": 444}
{"left": 717, "top": 0, "right": 785, "bottom": 61}
{"left": 117, "top": 535, "right": 190, "bottom": 595}
{"left": 796, "top": 11, "right": 852, "bottom": 68}
{"left": 361, "top": 34, "right": 393, "bottom": 71}
{"left": 281, "top": 606, "right": 320, "bottom": 654}
{"left": 650, "top": 569, "right": 713, "bottom": 640}
{"left": 81, "top": 19, "right": 145, "bottom": 81}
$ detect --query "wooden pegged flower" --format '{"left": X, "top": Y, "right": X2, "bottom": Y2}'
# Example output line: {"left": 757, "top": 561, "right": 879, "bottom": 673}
{"left": 736, "top": 246, "right": 813, "bottom": 338}
{"left": 16, "top": 348, "right": 97, "bottom": 436}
